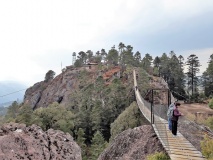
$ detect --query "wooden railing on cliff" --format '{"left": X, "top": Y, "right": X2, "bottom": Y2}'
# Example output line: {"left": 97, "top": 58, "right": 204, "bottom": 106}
{"left": 133, "top": 70, "right": 206, "bottom": 160}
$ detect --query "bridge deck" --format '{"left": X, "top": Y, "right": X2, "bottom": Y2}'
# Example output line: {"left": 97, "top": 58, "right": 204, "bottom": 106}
{"left": 133, "top": 70, "right": 205, "bottom": 160}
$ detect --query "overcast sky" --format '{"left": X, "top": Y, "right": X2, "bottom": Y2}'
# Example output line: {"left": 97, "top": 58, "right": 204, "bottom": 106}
{"left": 0, "top": 0, "right": 213, "bottom": 87}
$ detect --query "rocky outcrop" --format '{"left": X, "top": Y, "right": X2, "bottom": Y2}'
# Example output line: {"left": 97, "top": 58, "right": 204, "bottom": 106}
{"left": 24, "top": 66, "right": 124, "bottom": 109}
{"left": 98, "top": 125, "right": 166, "bottom": 160}
{"left": 0, "top": 123, "right": 81, "bottom": 160}
{"left": 24, "top": 67, "right": 80, "bottom": 109}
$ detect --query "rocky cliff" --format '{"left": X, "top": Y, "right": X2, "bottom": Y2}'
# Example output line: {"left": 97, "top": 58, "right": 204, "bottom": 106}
{"left": 23, "top": 65, "right": 123, "bottom": 109}
{"left": 24, "top": 67, "right": 79, "bottom": 109}
{"left": 0, "top": 123, "right": 81, "bottom": 160}
{"left": 98, "top": 125, "right": 166, "bottom": 160}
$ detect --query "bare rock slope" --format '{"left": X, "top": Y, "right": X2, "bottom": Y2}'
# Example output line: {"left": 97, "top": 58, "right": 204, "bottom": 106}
{"left": 24, "top": 68, "right": 79, "bottom": 109}
{"left": 98, "top": 125, "right": 166, "bottom": 160}
{"left": 0, "top": 123, "right": 81, "bottom": 160}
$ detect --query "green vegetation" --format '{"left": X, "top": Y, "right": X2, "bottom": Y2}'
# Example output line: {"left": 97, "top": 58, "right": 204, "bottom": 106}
{"left": 2, "top": 43, "right": 213, "bottom": 159}
{"left": 110, "top": 101, "right": 148, "bottom": 140}
{"left": 45, "top": 70, "right": 55, "bottom": 82}
{"left": 89, "top": 131, "right": 107, "bottom": 160}
{"left": 4, "top": 102, "right": 75, "bottom": 133}
{"left": 137, "top": 67, "right": 150, "bottom": 97}
{"left": 201, "top": 135, "right": 213, "bottom": 159}
{"left": 205, "top": 116, "right": 213, "bottom": 130}
{"left": 186, "top": 54, "right": 201, "bottom": 100}
{"left": 202, "top": 54, "right": 213, "bottom": 97}
{"left": 209, "top": 98, "right": 213, "bottom": 109}
{"left": 147, "top": 152, "right": 170, "bottom": 160}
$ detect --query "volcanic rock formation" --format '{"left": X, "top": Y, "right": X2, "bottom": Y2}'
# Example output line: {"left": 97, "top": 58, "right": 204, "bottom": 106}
{"left": 98, "top": 125, "right": 166, "bottom": 160}
{"left": 0, "top": 123, "right": 81, "bottom": 160}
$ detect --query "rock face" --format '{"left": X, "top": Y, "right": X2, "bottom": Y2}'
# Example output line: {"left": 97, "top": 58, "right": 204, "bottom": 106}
{"left": 0, "top": 123, "right": 82, "bottom": 160}
{"left": 98, "top": 125, "right": 166, "bottom": 160}
{"left": 24, "top": 66, "right": 123, "bottom": 109}
{"left": 24, "top": 67, "right": 80, "bottom": 109}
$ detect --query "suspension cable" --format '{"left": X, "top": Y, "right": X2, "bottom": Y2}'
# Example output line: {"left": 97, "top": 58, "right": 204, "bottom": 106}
{"left": 0, "top": 89, "right": 26, "bottom": 98}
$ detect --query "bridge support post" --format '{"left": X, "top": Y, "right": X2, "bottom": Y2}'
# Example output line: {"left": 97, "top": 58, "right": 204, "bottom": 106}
{"left": 151, "top": 89, "right": 154, "bottom": 124}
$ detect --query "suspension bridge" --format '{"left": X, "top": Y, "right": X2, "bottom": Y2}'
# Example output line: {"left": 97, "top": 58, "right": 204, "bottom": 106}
{"left": 133, "top": 70, "right": 206, "bottom": 160}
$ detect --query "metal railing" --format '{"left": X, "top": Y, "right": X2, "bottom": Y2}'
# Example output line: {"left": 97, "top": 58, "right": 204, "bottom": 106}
{"left": 133, "top": 70, "right": 206, "bottom": 159}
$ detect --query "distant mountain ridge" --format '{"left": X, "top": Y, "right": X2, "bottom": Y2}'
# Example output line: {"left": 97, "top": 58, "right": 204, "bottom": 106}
{"left": 0, "top": 81, "right": 26, "bottom": 104}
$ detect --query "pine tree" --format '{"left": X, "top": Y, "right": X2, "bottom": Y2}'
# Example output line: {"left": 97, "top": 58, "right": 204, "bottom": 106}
{"left": 153, "top": 56, "right": 161, "bottom": 76}
{"left": 77, "top": 128, "right": 87, "bottom": 159}
{"left": 45, "top": 70, "right": 55, "bottom": 82}
{"left": 168, "top": 54, "right": 186, "bottom": 99}
{"left": 89, "top": 131, "right": 107, "bottom": 160}
{"left": 134, "top": 51, "right": 141, "bottom": 67}
{"left": 5, "top": 101, "right": 20, "bottom": 122}
{"left": 186, "top": 54, "right": 201, "bottom": 98}
{"left": 159, "top": 53, "right": 170, "bottom": 82}
{"left": 141, "top": 53, "right": 153, "bottom": 73}
{"left": 106, "top": 46, "right": 119, "bottom": 65}
{"left": 202, "top": 54, "right": 213, "bottom": 96}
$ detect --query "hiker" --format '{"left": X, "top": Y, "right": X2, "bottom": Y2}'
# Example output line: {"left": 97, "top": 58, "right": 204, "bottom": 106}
{"left": 171, "top": 102, "right": 183, "bottom": 136}
{"left": 167, "top": 102, "right": 175, "bottom": 131}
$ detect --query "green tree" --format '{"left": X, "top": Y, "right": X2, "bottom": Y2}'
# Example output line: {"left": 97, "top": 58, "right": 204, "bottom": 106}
{"left": 106, "top": 47, "right": 119, "bottom": 65}
{"left": 78, "top": 51, "right": 87, "bottom": 64}
{"left": 141, "top": 53, "right": 153, "bottom": 73}
{"left": 118, "top": 42, "right": 126, "bottom": 64}
{"left": 169, "top": 50, "right": 175, "bottom": 58}
{"left": 4, "top": 101, "right": 19, "bottom": 122}
{"left": 134, "top": 51, "right": 141, "bottom": 66}
{"left": 110, "top": 101, "right": 148, "bottom": 140}
{"left": 153, "top": 56, "right": 161, "bottom": 68}
{"left": 75, "top": 104, "right": 94, "bottom": 145}
{"left": 178, "top": 55, "right": 184, "bottom": 67}
{"left": 33, "top": 102, "right": 75, "bottom": 132}
{"left": 168, "top": 54, "right": 186, "bottom": 99}
{"left": 86, "top": 50, "right": 93, "bottom": 62}
{"left": 186, "top": 54, "right": 201, "bottom": 97}
{"left": 123, "top": 45, "right": 134, "bottom": 65}
{"left": 45, "top": 70, "right": 55, "bottom": 82}
{"left": 76, "top": 128, "right": 87, "bottom": 160}
{"left": 202, "top": 54, "right": 213, "bottom": 97}
{"left": 89, "top": 131, "right": 107, "bottom": 160}
{"left": 153, "top": 56, "right": 161, "bottom": 76}
{"left": 74, "top": 59, "right": 84, "bottom": 67}
{"left": 159, "top": 53, "right": 170, "bottom": 81}
{"left": 101, "top": 49, "right": 107, "bottom": 63}
{"left": 15, "top": 105, "right": 33, "bottom": 126}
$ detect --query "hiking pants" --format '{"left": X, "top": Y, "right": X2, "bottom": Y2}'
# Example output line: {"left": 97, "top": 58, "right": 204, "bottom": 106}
{"left": 171, "top": 120, "right": 177, "bottom": 135}
{"left": 168, "top": 118, "right": 172, "bottom": 131}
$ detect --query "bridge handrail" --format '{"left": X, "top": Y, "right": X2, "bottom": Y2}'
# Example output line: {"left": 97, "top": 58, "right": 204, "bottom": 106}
{"left": 133, "top": 69, "right": 205, "bottom": 159}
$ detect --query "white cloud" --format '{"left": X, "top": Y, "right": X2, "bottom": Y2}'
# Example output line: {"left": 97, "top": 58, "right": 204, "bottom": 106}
{"left": 0, "top": 0, "right": 213, "bottom": 85}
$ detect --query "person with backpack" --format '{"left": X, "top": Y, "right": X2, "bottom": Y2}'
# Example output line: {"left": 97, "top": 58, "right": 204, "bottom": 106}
{"left": 167, "top": 102, "right": 176, "bottom": 131}
{"left": 171, "top": 102, "right": 183, "bottom": 136}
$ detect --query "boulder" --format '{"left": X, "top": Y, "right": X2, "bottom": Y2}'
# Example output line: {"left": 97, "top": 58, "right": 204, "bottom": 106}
{"left": 98, "top": 125, "right": 166, "bottom": 160}
{"left": 0, "top": 123, "right": 81, "bottom": 160}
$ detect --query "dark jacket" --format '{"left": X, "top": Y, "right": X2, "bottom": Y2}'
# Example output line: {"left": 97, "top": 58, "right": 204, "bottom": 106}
{"left": 171, "top": 106, "right": 182, "bottom": 121}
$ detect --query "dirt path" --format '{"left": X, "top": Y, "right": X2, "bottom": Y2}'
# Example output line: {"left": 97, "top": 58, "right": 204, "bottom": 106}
{"left": 179, "top": 103, "right": 213, "bottom": 116}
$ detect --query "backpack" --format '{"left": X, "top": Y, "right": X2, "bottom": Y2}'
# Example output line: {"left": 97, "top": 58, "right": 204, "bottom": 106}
{"left": 167, "top": 103, "right": 174, "bottom": 118}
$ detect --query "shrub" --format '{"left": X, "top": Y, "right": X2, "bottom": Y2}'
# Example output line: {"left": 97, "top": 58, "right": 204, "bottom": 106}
{"left": 201, "top": 135, "right": 213, "bottom": 159}
{"left": 147, "top": 152, "right": 170, "bottom": 160}
{"left": 205, "top": 116, "right": 213, "bottom": 130}
{"left": 208, "top": 98, "right": 213, "bottom": 109}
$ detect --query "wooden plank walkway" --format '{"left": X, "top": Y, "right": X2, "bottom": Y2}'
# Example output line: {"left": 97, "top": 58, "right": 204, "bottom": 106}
{"left": 133, "top": 70, "right": 206, "bottom": 160}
